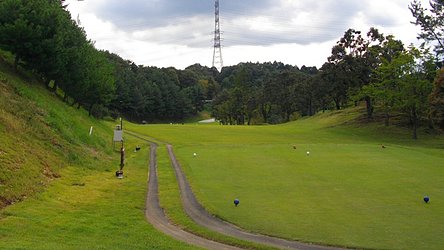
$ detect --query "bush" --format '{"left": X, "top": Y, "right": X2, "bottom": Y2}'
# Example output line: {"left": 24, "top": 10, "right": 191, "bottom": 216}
{"left": 90, "top": 104, "right": 110, "bottom": 119}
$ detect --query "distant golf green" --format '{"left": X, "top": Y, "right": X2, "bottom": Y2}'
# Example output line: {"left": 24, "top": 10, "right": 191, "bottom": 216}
{"left": 127, "top": 108, "right": 444, "bottom": 249}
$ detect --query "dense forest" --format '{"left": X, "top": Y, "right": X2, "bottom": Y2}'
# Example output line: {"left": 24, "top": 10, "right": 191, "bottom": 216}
{"left": 104, "top": 54, "right": 218, "bottom": 122}
{"left": 0, "top": 0, "right": 443, "bottom": 139}
{"left": 0, "top": 0, "right": 114, "bottom": 116}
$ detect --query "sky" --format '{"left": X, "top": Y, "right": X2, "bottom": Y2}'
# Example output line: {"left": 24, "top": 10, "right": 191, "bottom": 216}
{"left": 65, "top": 0, "right": 428, "bottom": 70}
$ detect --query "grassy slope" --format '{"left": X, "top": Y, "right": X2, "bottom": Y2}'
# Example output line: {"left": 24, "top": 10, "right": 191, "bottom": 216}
{"left": 0, "top": 52, "right": 195, "bottom": 249}
{"left": 127, "top": 108, "right": 444, "bottom": 249}
{"left": 0, "top": 52, "right": 113, "bottom": 207}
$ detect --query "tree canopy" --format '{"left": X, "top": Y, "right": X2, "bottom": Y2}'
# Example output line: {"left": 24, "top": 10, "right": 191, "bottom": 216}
{"left": 0, "top": 0, "right": 115, "bottom": 116}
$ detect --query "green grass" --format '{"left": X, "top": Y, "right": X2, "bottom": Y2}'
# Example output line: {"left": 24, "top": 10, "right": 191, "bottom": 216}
{"left": 0, "top": 136, "right": 196, "bottom": 249}
{"left": 134, "top": 134, "right": 276, "bottom": 250}
{"left": 2, "top": 46, "right": 444, "bottom": 249}
{"left": 127, "top": 108, "right": 444, "bottom": 249}
{"left": 0, "top": 50, "right": 195, "bottom": 249}
{"left": 0, "top": 51, "right": 114, "bottom": 207}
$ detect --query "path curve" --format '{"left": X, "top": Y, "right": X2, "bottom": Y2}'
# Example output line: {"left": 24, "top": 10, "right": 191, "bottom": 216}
{"left": 145, "top": 143, "right": 242, "bottom": 250}
{"left": 167, "top": 144, "right": 344, "bottom": 250}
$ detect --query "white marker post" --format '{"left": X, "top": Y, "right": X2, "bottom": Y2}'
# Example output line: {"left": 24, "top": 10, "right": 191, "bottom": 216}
{"left": 89, "top": 126, "right": 93, "bottom": 136}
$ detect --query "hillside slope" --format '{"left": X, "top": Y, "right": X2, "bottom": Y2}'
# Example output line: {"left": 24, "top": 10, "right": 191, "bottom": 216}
{"left": 0, "top": 52, "right": 113, "bottom": 208}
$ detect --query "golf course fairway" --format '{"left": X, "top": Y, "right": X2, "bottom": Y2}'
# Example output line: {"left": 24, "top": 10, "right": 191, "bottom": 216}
{"left": 127, "top": 109, "right": 444, "bottom": 249}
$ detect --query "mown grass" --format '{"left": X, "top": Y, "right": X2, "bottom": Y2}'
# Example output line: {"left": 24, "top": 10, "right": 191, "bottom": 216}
{"left": 127, "top": 108, "right": 444, "bottom": 249}
{"left": 0, "top": 136, "right": 195, "bottom": 249}
{"left": 131, "top": 135, "right": 275, "bottom": 250}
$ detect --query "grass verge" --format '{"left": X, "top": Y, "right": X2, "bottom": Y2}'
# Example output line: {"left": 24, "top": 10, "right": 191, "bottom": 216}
{"left": 0, "top": 136, "right": 196, "bottom": 249}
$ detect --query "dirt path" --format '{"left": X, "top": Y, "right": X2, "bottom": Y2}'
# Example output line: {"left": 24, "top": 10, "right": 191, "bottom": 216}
{"left": 145, "top": 143, "right": 242, "bottom": 250}
{"left": 166, "top": 144, "right": 344, "bottom": 250}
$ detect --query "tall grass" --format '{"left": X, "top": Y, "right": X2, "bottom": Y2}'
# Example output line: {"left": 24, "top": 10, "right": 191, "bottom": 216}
{"left": 0, "top": 50, "right": 114, "bottom": 207}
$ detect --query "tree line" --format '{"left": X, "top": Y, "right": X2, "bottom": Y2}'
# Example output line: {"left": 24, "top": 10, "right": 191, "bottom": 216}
{"left": 104, "top": 53, "right": 219, "bottom": 122}
{"left": 0, "top": 0, "right": 215, "bottom": 122}
{"left": 210, "top": 0, "right": 444, "bottom": 139}
{"left": 0, "top": 0, "right": 443, "bottom": 139}
{"left": 0, "top": 0, "right": 114, "bottom": 116}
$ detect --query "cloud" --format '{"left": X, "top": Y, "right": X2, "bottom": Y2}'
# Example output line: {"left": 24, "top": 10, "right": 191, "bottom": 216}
{"left": 78, "top": 0, "right": 415, "bottom": 48}
{"left": 223, "top": 42, "right": 334, "bottom": 68}
{"left": 220, "top": 0, "right": 364, "bottom": 46}
{"left": 66, "top": 0, "right": 423, "bottom": 69}
{"left": 130, "top": 15, "right": 213, "bottom": 48}
{"left": 89, "top": 0, "right": 275, "bottom": 29}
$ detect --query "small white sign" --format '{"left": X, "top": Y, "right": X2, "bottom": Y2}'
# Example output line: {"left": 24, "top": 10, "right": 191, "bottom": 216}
{"left": 113, "top": 130, "right": 123, "bottom": 142}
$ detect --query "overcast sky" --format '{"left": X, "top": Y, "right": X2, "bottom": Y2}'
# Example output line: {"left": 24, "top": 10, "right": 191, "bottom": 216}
{"left": 66, "top": 0, "right": 427, "bottom": 70}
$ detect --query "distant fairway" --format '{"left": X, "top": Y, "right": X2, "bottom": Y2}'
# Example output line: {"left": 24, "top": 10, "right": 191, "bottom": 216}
{"left": 128, "top": 109, "right": 444, "bottom": 249}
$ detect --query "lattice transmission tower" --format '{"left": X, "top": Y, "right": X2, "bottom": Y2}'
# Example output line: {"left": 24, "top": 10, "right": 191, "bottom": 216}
{"left": 212, "top": 0, "right": 223, "bottom": 70}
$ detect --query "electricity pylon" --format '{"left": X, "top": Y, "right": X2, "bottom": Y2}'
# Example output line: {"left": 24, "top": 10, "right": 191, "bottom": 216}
{"left": 212, "top": 0, "right": 223, "bottom": 71}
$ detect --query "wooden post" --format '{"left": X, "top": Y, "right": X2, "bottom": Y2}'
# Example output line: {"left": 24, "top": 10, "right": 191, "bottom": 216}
{"left": 120, "top": 145, "right": 125, "bottom": 170}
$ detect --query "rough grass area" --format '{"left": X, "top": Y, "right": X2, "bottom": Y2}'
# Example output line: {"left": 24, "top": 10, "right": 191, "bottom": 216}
{"left": 0, "top": 52, "right": 111, "bottom": 208}
{"left": 127, "top": 108, "right": 444, "bottom": 249}
{"left": 0, "top": 136, "right": 195, "bottom": 249}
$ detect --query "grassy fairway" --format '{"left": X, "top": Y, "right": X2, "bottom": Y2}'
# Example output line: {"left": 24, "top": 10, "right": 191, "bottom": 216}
{"left": 127, "top": 109, "right": 444, "bottom": 249}
{"left": 0, "top": 136, "right": 196, "bottom": 249}
{"left": 151, "top": 138, "right": 275, "bottom": 250}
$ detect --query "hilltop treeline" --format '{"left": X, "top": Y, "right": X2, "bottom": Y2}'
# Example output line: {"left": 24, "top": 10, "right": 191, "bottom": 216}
{"left": 0, "top": 0, "right": 114, "bottom": 116}
{"left": 211, "top": 29, "right": 439, "bottom": 132}
{"left": 1, "top": 0, "right": 443, "bottom": 139}
{"left": 104, "top": 54, "right": 218, "bottom": 122}
{"left": 212, "top": 62, "right": 320, "bottom": 125}
{"left": 211, "top": 0, "right": 444, "bottom": 136}
{"left": 0, "top": 0, "right": 214, "bottom": 122}
{"left": 210, "top": 1, "right": 444, "bottom": 137}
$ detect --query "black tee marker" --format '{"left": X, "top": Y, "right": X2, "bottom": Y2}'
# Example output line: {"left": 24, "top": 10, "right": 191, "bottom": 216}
{"left": 234, "top": 199, "right": 240, "bottom": 207}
